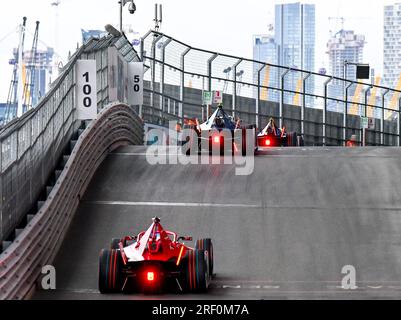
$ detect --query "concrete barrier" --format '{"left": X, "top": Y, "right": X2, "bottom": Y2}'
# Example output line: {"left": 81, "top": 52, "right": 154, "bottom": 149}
{"left": 0, "top": 102, "right": 144, "bottom": 300}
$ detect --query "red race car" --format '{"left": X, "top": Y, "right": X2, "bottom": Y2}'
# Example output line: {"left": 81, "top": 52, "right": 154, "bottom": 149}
{"left": 257, "top": 118, "right": 304, "bottom": 148}
{"left": 98, "top": 217, "right": 214, "bottom": 294}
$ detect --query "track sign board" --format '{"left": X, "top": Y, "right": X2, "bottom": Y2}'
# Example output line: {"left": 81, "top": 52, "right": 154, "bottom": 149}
{"left": 213, "top": 91, "right": 223, "bottom": 104}
{"left": 203, "top": 91, "right": 213, "bottom": 105}
{"left": 76, "top": 60, "right": 97, "bottom": 120}
{"left": 361, "top": 116, "right": 368, "bottom": 129}
{"left": 128, "top": 62, "right": 144, "bottom": 105}
{"left": 356, "top": 64, "right": 370, "bottom": 80}
{"left": 368, "top": 117, "right": 375, "bottom": 130}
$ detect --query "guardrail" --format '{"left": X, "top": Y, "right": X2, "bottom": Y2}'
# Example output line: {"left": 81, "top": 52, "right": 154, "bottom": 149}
{"left": 0, "top": 102, "right": 144, "bottom": 300}
{"left": 141, "top": 30, "right": 401, "bottom": 146}
{"left": 0, "top": 32, "right": 140, "bottom": 243}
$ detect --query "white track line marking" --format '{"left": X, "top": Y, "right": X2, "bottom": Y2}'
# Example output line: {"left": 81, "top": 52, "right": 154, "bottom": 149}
{"left": 84, "top": 201, "right": 261, "bottom": 208}
{"left": 83, "top": 200, "right": 401, "bottom": 212}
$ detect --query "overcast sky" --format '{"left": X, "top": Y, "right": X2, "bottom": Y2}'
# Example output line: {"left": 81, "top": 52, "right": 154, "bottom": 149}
{"left": 0, "top": 0, "right": 397, "bottom": 101}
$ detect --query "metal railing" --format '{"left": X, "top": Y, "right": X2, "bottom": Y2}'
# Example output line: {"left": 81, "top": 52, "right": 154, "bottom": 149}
{"left": 0, "top": 33, "right": 140, "bottom": 242}
{"left": 140, "top": 30, "right": 401, "bottom": 147}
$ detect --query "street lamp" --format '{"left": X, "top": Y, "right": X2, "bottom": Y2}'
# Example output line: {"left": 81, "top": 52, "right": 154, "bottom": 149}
{"left": 223, "top": 67, "right": 232, "bottom": 93}
{"left": 119, "top": 0, "right": 136, "bottom": 33}
{"left": 236, "top": 70, "right": 244, "bottom": 95}
{"left": 344, "top": 60, "right": 370, "bottom": 82}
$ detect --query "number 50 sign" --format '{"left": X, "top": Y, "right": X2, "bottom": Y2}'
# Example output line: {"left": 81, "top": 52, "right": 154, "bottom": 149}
{"left": 76, "top": 60, "right": 97, "bottom": 120}
{"left": 128, "top": 62, "right": 144, "bottom": 105}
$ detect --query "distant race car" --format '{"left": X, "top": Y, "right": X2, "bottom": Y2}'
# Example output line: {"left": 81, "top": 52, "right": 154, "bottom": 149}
{"left": 257, "top": 119, "right": 304, "bottom": 148}
{"left": 183, "top": 105, "right": 257, "bottom": 156}
{"left": 98, "top": 217, "right": 214, "bottom": 294}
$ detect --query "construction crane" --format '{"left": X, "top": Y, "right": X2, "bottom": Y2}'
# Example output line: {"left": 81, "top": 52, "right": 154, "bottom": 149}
{"left": 23, "top": 21, "right": 40, "bottom": 111}
{"left": 328, "top": 16, "right": 345, "bottom": 34}
{"left": 5, "top": 17, "right": 27, "bottom": 123}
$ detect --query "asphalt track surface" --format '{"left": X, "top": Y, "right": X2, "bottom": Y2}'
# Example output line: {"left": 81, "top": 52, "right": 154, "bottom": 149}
{"left": 34, "top": 146, "right": 401, "bottom": 300}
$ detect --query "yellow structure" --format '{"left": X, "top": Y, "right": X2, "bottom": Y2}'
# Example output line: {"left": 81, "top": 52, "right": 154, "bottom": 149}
{"left": 349, "top": 83, "right": 363, "bottom": 115}
{"left": 293, "top": 78, "right": 303, "bottom": 106}
{"left": 260, "top": 65, "right": 270, "bottom": 101}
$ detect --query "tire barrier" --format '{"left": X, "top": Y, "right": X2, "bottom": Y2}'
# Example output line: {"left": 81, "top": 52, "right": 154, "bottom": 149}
{"left": 0, "top": 102, "right": 144, "bottom": 300}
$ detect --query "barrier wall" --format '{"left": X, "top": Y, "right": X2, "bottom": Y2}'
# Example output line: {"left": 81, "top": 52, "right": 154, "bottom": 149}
{"left": 0, "top": 103, "right": 144, "bottom": 300}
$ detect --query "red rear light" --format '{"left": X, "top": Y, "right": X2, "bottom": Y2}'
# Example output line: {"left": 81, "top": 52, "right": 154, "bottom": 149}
{"left": 147, "top": 272, "right": 155, "bottom": 282}
{"left": 265, "top": 138, "right": 271, "bottom": 146}
{"left": 213, "top": 136, "right": 220, "bottom": 144}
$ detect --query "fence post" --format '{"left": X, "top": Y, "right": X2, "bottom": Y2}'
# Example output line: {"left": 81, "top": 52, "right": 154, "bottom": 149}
{"left": 363, "top": 87, "right": 372, "bottom": 146}
{"left": 180, "top": 47, "right": 191, "bottom": 123}
{"left": 257, "top": 64, "right": 266, "bottom": 129}
{"left": 207, "top": 54, "right": 218, "bottom": 91}
{"left": 160, "top": 39, "right": 172, "bottom": 115}
{"left": 302, "top": 73, "right": 312, "bottom": 138}
{"left": 207, "top": 53, "right": 218, "bottom": 119}
{"left": 344, "top": 82, "right": 353, "bottom": 146}
{"left": 280, "top": 68, "right": 290, "bottom": 129}
{"left": 381, "top": 89, "right": 389, "bottom": 146}
{"left": 323, "top": 77, "right": 333, "bottom": 146}
{"left": 232, "top": 59, "right": 242, "bottom": 119}
{"left": 151, "top": 34, "right": 163, "bottom": 118}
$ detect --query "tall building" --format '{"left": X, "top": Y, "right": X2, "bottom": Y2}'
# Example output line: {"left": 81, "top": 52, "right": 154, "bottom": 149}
{"left": 253, "top": 33, "right": 279, "bottom": 102}
{"left": 326, "top": 30, "right": 366, "bottom": 112}
{"left": 384, "top": 4, "right": 401, "bottom": 89}
{"left": 275, "top": 2, "right": 316, "bottom": 105}
{"left": 275, "top": 2, "right": 315, "bottom": 71}
{"left": 327, "top": 30, "right": 366, "bottom": 81}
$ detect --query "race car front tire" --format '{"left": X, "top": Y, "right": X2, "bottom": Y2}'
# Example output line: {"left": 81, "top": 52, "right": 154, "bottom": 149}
{"left": 183, "top": 249, "right": 209, "bottom": 293}
{"left": 196, "top": 239, "right": 214, "bottom": 277}
{"left": 99, "top": 249, "right": 124, "bottom": 294}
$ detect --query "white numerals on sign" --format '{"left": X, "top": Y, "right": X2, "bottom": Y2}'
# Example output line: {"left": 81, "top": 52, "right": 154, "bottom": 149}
{"left": 128, "top": 62, "right": 144, "bottom": 105}
{"left": 76, "top": 60, "right": 97, "bottom": 120}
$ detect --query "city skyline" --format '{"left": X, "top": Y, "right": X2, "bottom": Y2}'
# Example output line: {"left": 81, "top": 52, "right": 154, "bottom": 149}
{"left": 0, "top": 0, "right": 397, "bottom": 102}
{"left": 253, "top": 2, "right": 316, "bottom": 106}
{"left": 384, "top": 3, "right": 401, "bottom": 89}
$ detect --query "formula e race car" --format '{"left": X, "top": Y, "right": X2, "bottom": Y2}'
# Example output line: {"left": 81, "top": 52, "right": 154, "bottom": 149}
{"left": 183, "top": 105, "right": 257, "bottom": 156}
{"left": 98, "top": 217, "right": 214, "bottom": 294}
{"left": 257, "top": 119, "right": 304, "bottom": 148}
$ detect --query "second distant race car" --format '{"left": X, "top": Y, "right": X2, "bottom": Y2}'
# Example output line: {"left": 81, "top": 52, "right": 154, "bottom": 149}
{"left": 257, "top": 118, "right": 304, "bottom": 148}
{"left": 183, "top": 104, "right": 257, "bottom": 156}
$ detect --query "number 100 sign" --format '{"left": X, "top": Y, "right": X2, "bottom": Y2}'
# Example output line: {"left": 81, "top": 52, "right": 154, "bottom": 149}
{"left": 76, "top": 60, "right": 97, "bottom": 120}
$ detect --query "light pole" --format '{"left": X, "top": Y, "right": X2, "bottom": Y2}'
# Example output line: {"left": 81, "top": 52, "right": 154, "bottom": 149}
{"left": 119, "top": 0, "right": 136, "bottom": 33}
{"left": 236, "top": 70, "right": 244, "bottom": 96}
{"left": 223, "top": 67, "right": 232, "bottom": 93}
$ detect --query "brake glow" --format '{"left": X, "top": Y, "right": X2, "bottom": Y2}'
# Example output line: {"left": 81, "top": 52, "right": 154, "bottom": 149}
{"left": 147, "top": 271, "right": 155, "bottom": 281}
{"left": 213, "top": 136, "right": 220, "bottom": 144}
{"left": 176, "top": 246, "right": 185, "bottom": 266}
{"left": 265, "top": 139, "right": 271, "bottom": 146}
